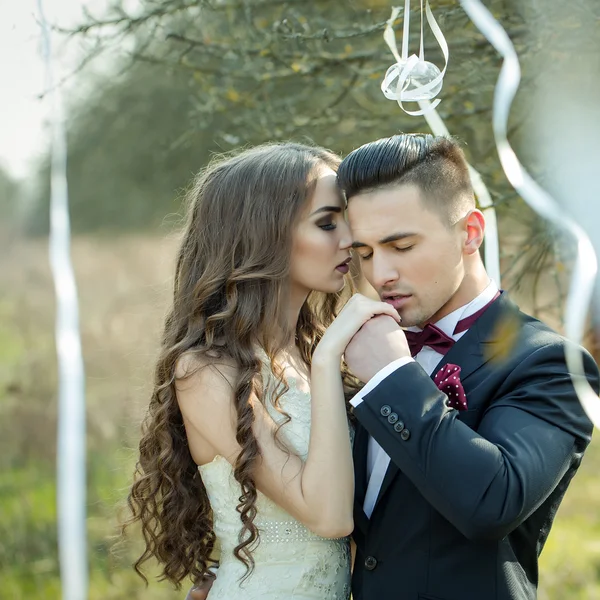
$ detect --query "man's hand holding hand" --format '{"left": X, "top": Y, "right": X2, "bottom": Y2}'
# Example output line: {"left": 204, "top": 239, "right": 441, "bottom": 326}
{"left": 345, "top": 314, "right": 411, "bottom": 382}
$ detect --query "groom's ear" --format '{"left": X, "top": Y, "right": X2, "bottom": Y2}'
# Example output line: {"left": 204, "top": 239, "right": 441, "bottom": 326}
{"left": 463, "top": 209, "right": 485, "bottom": 255}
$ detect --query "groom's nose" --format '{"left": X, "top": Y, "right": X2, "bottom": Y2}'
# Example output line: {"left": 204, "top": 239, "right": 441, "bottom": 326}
{"left": 370, "top": 254, "right": 399, "bottom": 289}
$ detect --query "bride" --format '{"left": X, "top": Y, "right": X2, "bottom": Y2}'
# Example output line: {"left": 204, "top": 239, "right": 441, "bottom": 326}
{"left": 126, "top": 142, "right": 399, "bottom": 599}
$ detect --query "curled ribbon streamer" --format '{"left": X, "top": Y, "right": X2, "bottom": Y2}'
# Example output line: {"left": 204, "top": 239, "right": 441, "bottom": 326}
{"left": 381, "top": 0, "right": 449, "bottom": 116}
{"left": 37, "top": 0, "right": 89, "bottom": 598}
{"left": 459, "top": 0, "right": 600, "bottom": 428}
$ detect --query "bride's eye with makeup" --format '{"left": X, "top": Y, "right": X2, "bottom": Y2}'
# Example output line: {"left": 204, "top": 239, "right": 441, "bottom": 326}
{"left": 317, "top": 217, "right": 337, "bottom": 231}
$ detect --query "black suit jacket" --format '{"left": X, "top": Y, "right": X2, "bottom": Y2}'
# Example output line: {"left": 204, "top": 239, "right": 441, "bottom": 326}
{"left": 351, "top": 294, "right": 599, "bottom": 600}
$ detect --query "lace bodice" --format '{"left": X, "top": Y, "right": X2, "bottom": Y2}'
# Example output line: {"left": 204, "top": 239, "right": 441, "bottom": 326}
{"left": 198, "top": 375, "right": 351, "bottom": 599}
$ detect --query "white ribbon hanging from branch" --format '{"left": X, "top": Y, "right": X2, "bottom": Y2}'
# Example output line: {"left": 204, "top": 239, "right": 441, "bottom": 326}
{"left": 382, "top": 13, "right": 501, "bottom": 287}
{"left": 458, "top": 0, "right": 600, "bottom": 428}
{"left": 36, "top": 1, "right": 89, "bottom": 598}
{"left": 381, "top": 1, "right": 449, "bottom": 116}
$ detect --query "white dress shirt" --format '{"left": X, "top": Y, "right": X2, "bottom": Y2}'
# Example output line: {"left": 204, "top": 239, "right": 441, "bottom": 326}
{"left": 350, "top": 281, "right": 499, "bottom": 518}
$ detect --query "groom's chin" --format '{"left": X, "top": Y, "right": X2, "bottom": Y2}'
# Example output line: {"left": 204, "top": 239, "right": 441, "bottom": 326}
{"left": 397, "top": 311, "right": 420, "bottom": 329}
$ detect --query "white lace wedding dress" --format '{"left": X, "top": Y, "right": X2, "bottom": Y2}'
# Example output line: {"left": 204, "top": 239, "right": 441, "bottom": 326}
{"left": 198, "top": 375, "right": 352, "bottom": 599}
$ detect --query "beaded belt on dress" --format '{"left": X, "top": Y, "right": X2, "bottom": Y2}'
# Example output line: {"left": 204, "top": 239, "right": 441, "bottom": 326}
{"left": 257, "top": 520, "right": 343, "bottom": 543}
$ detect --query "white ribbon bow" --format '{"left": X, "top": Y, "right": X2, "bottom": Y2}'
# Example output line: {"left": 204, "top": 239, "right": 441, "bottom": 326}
{"left": 381, "top": 0, "right": 449, "bottom": 116}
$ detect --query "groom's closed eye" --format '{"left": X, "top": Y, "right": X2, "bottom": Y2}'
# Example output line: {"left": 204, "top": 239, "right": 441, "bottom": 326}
{"left": 353, "top": 245, "right": 415, "bottom": 260}
{"left": 351, "top": 242, "right": 369, "bottom": 258}
{"left": 351, "top": 244, "right": 371, "bottom": 260}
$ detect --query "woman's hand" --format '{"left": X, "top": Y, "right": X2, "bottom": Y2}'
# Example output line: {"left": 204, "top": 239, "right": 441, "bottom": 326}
{"left": 314, "top": 293, "right": 401, "bottom": 363}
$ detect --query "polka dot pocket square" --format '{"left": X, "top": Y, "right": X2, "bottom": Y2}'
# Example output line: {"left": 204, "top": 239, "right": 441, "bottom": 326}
{"left": 433, "top": 363, "right": 467, "bottom": 411}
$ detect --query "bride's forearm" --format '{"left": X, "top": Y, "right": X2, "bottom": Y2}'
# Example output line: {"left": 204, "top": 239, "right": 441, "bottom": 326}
{"left": 299, "top": 356, "right": 354, "bottom": 537}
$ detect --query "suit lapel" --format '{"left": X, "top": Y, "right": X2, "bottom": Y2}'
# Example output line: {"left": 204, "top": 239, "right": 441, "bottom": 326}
{"left": 353, "top": 421, "right": 370, "bottom": 534}
{"left": 374, "top": 456, "right": 400, "bottom": 509}
{"left": 370, "top": 294, "right": 518, "bottom": 515}
{"left": 430, "top": 293, "right": 516, "bottom": 383}
{"left": 430, "top": 318, "right": 483, "bottom": 382}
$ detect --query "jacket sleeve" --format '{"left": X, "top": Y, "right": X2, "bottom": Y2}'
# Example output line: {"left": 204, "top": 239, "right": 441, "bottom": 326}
{"left": 352, "top": 342, "right": 598, "bottom": 540}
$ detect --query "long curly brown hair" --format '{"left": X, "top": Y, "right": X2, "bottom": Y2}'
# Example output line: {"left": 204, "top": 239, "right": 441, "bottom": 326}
{"left": 126, "top": 142, "right": 359, "bottom": 588}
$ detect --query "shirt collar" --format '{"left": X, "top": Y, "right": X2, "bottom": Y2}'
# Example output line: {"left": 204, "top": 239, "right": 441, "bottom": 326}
{"left": 435, "top": 280, "right": 499, "bottom": 339}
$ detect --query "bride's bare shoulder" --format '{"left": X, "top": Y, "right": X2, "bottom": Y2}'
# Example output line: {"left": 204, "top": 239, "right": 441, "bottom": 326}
{"left": 175, "top": 350, "right": 238, "bottom": 393}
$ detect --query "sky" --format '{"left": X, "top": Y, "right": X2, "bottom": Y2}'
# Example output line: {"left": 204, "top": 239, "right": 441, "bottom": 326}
{"left": 0, "top": 0, "right": 115, "bottom": 180}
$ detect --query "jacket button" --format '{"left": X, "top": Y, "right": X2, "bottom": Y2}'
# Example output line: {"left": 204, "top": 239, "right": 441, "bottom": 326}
{"left": 400, "top": 428, "right": 411, "bottom": 441}
{"left": 380, "top": 405, "right": 392, "bottom": 417}
{"left": 387, "top": 413, "right": 399, "bottom": 424}
{"left": 364, "top": 556, "right": 378, "bottom": 570}
{"left": 393, "top": 421, "right": 405, "bottom": 433}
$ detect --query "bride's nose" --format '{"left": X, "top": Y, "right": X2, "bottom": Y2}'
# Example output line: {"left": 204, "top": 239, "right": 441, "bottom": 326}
{"left": 338, "top": 220, "right": 352, "bottom": 249}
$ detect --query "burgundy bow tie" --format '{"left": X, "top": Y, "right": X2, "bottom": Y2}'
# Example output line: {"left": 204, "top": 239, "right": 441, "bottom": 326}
{"left": 405, "top": 324, "right": 454, "bottom": 357}
{"left": 404, "top": 291, "right": 501, "bottom": 357}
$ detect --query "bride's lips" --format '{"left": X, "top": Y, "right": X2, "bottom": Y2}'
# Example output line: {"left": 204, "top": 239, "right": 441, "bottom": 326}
{"left": 335, "top": 257, "right": 351, "bottom": 274}
{"left": 383, "top": 294, "right": 412, "bottom": 310}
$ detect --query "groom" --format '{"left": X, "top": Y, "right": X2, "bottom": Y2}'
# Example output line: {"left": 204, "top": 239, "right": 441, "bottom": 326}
{"left": 338, "top": 134, "right": 598, "bottom": 600}
{"left": 187, "top": 134, "right": 599, "bottom": 600}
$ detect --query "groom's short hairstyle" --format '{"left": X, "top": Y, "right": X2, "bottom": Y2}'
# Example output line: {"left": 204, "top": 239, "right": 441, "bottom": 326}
{"left": 337, "top": 134, "right": 475, "bottom": 226}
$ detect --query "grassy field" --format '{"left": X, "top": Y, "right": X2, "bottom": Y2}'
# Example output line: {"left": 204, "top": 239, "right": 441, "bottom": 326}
{"left": 1, "top": 233, "right": 599, "bottom": 599}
